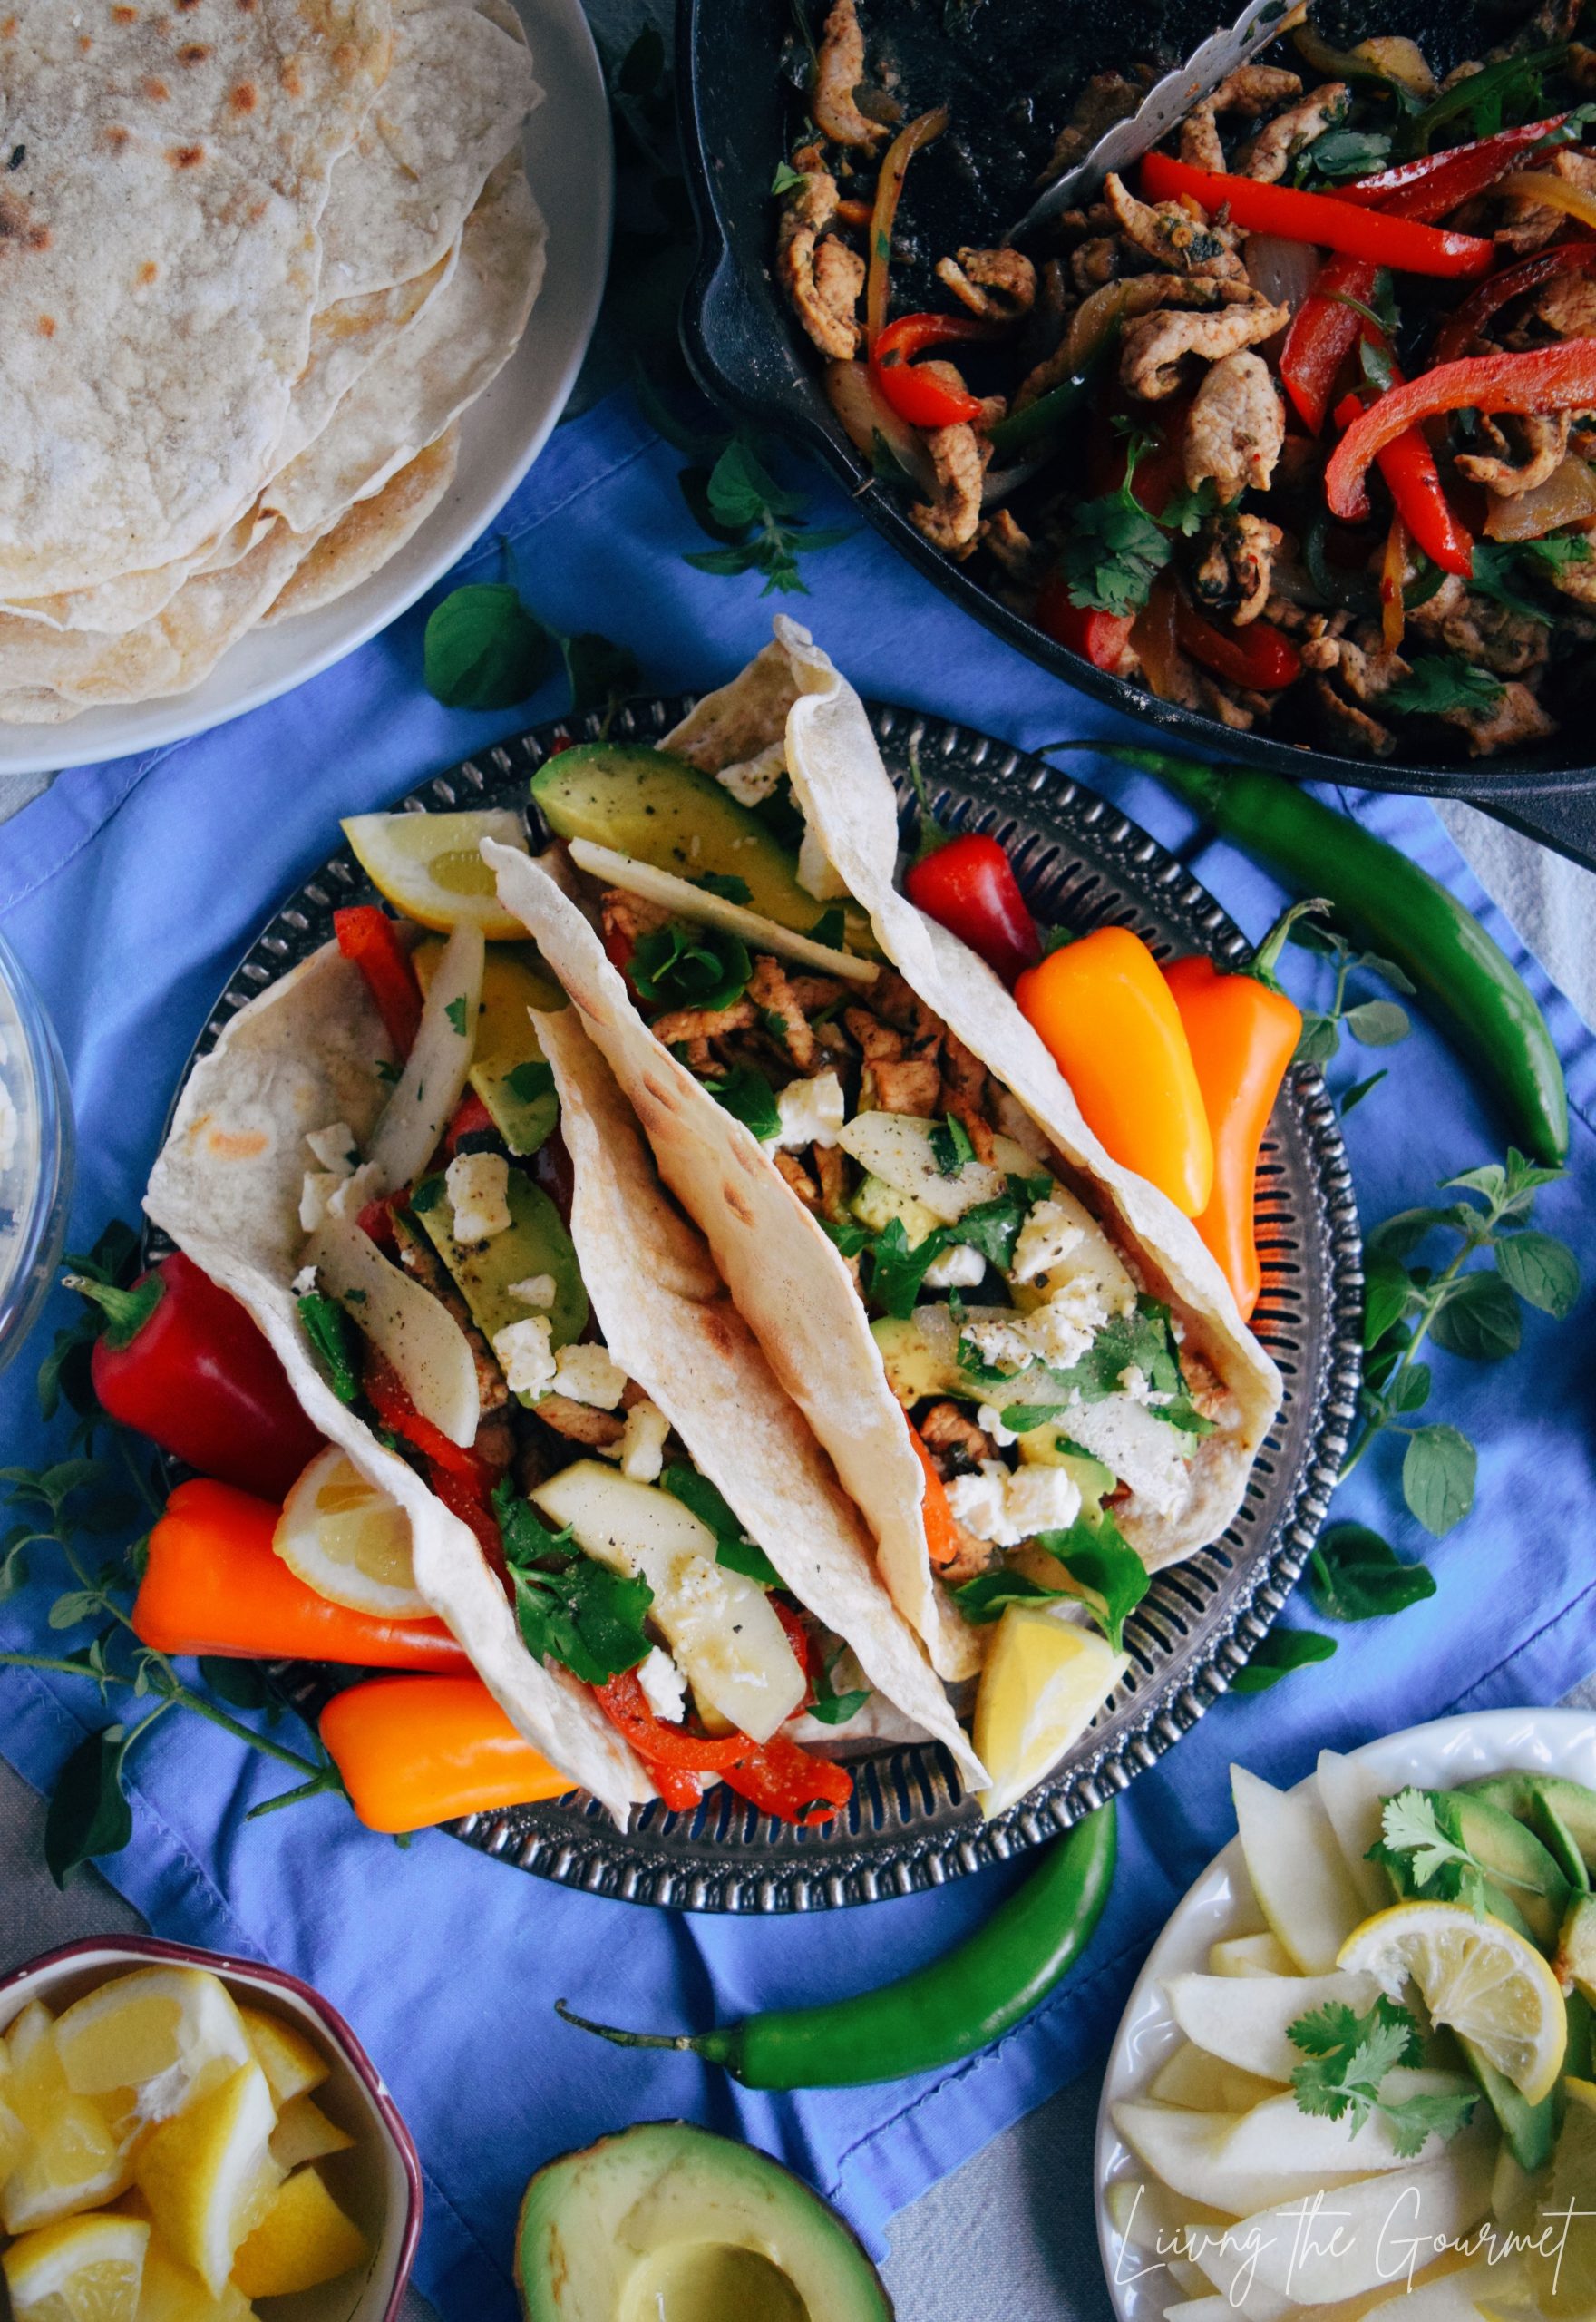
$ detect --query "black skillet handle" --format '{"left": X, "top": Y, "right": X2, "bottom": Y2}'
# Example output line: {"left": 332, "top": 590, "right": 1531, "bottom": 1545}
{"left": 1463, "top": 782, "right": 1596, "bottom": 874}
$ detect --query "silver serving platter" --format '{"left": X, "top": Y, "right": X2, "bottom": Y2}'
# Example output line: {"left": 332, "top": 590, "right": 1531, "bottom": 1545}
{"left": 170, "top": 698, "right": 1363, "bottom": 1911}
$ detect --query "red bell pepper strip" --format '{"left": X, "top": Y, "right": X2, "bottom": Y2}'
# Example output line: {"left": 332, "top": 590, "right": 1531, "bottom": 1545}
{"left": 595, "top": 1670, "right": 853, "bottom": 1825}
{"left": 444, "top": 1090, "right": 495, "bottom": 1154}
{"left": 334, "top": 905, "right": 423, "bottom": 1058}
{"left": 596, "top": 1669, "right": 747, "bottom": 1771}
{"left": 1327, "top": 344, "right": 1596, "bottom": 521}
{"left": 719, "top": 1732, "right": 853, "bottom": 1826}
{"left": 1280, "top": 255, "right": 1381, "bottom": 434}
{"left": 870, "top": 312, "right": 1001, "bottom": 430}
{"left": 1138, "top": 151, "right": 1496, "bottom": 278}
{"left": 1033, "top": 583, "right": 1137, "bottom": 675}
{"left": 65, "top": 1251, "right": 325, "bottom": 1502}
{"left": 1173, "top": 600, "right": 1301, "bottom": 691}
{"left": 1332, "top": 388, "right": 1474, "bottom": 577}
{"left": 133, "top": 1478, "right": 470, "bottom": 1670}
{"left": 1337, "top": 113, "right": 1573, "bottom": 213}
{"left": 903, "top": 832, "right": 1040, "bottom": 987}
{"left": 1433, "top": 242, "right": 1596, "bottom": 366}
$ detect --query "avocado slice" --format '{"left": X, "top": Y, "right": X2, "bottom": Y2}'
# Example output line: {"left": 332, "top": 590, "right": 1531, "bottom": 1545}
{"left": 1464, "top": 1772, "right": 1596, "bottom": 1890}
{"left": 852, "top": 1174, "right": 944, "bottom": 1250}
{"left": 1560, "top": 1895, "right": 1596, "bottom": 2005}
{"left": 531, "top": 744, "right": 868, "bottom": 948}
{"left": 411, "top": 1164, "right": 587, "bottom": 1394}
{"left": 516, "top": 2120, "right": 892, "bottom": 2321}
{"left": 1430, "top": 1791, "right": 1570, "bottom": 1951}
{"left": 1461, "top": 2039, "right": 1556, "bottom": 2174}
{"left": 870, "top": 1312, "right": 968, "bottom": 1406}
{"left": 416, "top": 938, "right": 562, "bottom": 1157}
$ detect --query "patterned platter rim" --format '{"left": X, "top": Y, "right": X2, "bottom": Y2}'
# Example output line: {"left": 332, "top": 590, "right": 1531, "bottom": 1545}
{"left": 161, "top": 696, "right": 1364, "bottom": 1911}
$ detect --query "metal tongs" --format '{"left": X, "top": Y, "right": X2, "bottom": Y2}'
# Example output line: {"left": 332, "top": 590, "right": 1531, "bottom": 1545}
{"left": 1007, "top": 0, "right": 1309, "bottom": 243}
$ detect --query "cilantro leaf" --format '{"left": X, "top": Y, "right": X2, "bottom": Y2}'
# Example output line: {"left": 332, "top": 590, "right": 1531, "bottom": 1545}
{"left": 929, "top": 1113, "right": 976, "bottom": 1175}
{"left": 943, "top": 1175, "right": 1049, "bottom": 1271}
{"left": 631, "top": 920, "right": 751, "bottom": 1014}
{"left": 297, "top": 1294, "right": 361, "bottom": 1405}
{"left": 866, "top": 1217, "right": 953, "bottom": 1320}
{"left": 1287, "top": 1995, "right": 1469, "bottom": 2153}
{"left": 1470, "top": 535, "right": 1591, "bottom": 626}
{"left": 444, "top": 995, "right": 470, "bottom": 1037}
{"left": 807, "top": 904, "right": 847, "bottom": 949}
{"left": 951, "top": 1568, "right": 1073, "bottom": 1624}
{"left": 1160, "top": 478, "right": 1219, "bottom": 537}
{"left": 694, "top": 870, "right": 753, "bottom": 905}
{"left": 700, "top": 1063, "right": 781, "bottom": 1142}
{"left": 423, "top": 582, "right": 555, "bottom": 709}
{"left": 806, "top": 1644, "right": 871, "bottom": 1726}
{"left": 493, "top": 1478, "right": 654, "bottom": 1684}
{"left": 1059, "top": 444, "right": 1173, "bottom": 619}
{"left": 1384, "top": 654, "right": 1505, "bottom": 718}
{"left": 659, "top": 1463, "right": 782, "bottom": 1587}
{"left": 771, "top": 159, "right": 807, "bottom": 197}
{"left": 504, "top": 1059, "right": 555, "bottom": 1105}
{"left": 1034, "top": 1507, "right": 1148, "bottom": 1650}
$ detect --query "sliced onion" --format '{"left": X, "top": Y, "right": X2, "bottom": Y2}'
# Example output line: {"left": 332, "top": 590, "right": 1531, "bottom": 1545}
{"left": 1484, "top": 452, "right": 1596, "bottom": 541}
{"left": 864, "top": 106, "right": 948, "bottom": 348}
{"left": 822, "top": 359, "right": 938, "bottom": 494}
{"left": 1495, "top": 171, "right": 1596, "bottom": 237}
{"left": 1244, "top": 234, "right": 1319, "bottom": 319}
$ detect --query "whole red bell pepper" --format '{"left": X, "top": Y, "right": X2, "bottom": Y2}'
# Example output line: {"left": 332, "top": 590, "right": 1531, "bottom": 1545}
{"left": 904, "top": 832, "right": 1040, "bottom": 986}
{"left": 1332, "top": 388, "right": 1474, "bottom": 577}
{"left": 1173, "top": 600, "right": 1301, "bottom": 691}
{"left": 1327, "top": 344, "right": 1596, "bottom": 521}
{"left": 1138, "top": 151, "right": 1495, "bottom": 278}
{"left": 334, "top": 904, "right": 423, "bottom": 1057}
{"left": 1433, "top": 241, "right": 1596, "bottom": 366}
{"left": 66, "top": 1251, "right": 324, "bottom": 1501}
{"left": 870, "top": 311, "right": 1000, "bottom": 429}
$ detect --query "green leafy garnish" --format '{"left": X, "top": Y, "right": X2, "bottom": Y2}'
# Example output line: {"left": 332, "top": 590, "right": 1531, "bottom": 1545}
{"left": 1300, "top": 124, "right": 1394, "bottom": 182}
{"left": 1470, "top": 535, "right": 1591, "bottom": 626}
{"left": 806, "top": 1645, "right": 871, "bottom": 1727}
{"left": 504, "top": 1059, "right": 555, "bottom": 1105}
{"left": 1229, "top": 1628, "right": 1338, "bottom": 1693}
{"left": 865, "top": 1218, "right": 958, "bottom": 1320}
{"left": 771, "top": 159, "right": 807, "bottom": 197}
{"left": 1384, "top": 655, "right": 1504, "bottom": 719}
{"left": 1035, "top": 1508, "right": 1148, "bottom": 1650}
{"left": 700, "top": 1063, "right": 781, "bottom": 1142}
{"left": 631, "top": 919, "right": 752, "bottom": 1014}
{"left": 695, "top": 870, "right": 753, "bottom": 905}
{"left": 929, "top": 1113, "right": 976, "bottom": 1176}
{"left": 1058, "top": 435, "right": 1174, "bottom": 619}
{"left": 683, "top": 437, "right": 852, "bottom": 596}
{"left": 444, "top": 995, "right": 470, "bottom": 1037}
{"left": 952, "top": 1568, "right": 1074, "bottom": 1624}
{"left": 1307, "top": 1524, "right": 1437, "bottom": 1622}
{"left": 1289, "top": 1996, "right": 1475, "bottom": 2159}
{"left": 660, "top": 1463, "right": 782, "bottom": 1586}
{"left": 409, "top": 1174, "right": 445, "bottom": 1213}
{"left": 423, "top": 582, "right": 556, "bottom": 710}
{"left": 1159, "top": 477, "right": 1219, "bottom": 538}
{"left": 493, "top": 1478, "right": 654, "bottom": 1684}
{"left": 297, "top": 1293, "right": 360, "bottom": 1405}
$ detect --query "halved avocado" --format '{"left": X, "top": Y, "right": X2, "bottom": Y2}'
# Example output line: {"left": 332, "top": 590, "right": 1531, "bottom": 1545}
{"left": 516, "top": 2121, "right": 892, "bottom": 2320}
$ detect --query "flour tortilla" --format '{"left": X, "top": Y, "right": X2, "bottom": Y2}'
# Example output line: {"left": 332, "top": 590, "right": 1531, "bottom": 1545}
{"left": 484, "top": 629, "right": 1282, "bottom": 1679}
{"left": 264, "top": 429, "right": 461, "bottom": 625}
{"left": 268, "top": 249, "right": 460, "bottom": 483}
{"left": 317, "top": 4, "right": 540, "bottom": 303}
{"left": 0, "top": 505, "right": 273, "bottom": 639}
{"left": 539, "top": 1007, "right": 985, "bottom": 1790}
{"left": 144, "top": 941, "right": 651, "bottom": 1824}
{"left": 0, "top": 1, "right": 392, "bottom": 600}
{"left": 264, "top": 156, "right": 545, "bottom": 538}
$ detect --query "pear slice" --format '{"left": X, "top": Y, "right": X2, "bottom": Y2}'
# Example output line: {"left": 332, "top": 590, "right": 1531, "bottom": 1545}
{"left": 1165, "top": 1970, "right": 1381, "bottom": 2082}
{"left": 1316, "top": 1749, "right": 1395, "bottom": 1913}
{"left": 1231, "top": 1765, "right": 1366, "bottom": 1972}
{"left": 1112, "top": 2079, "right": 1465, "bottom": 2219}
{"left": 1151, "top": 2044, "right": 1281, "bottom": 2114}
{"left": 1209, "top": 1933, "right": 1297, "bottom": 1979}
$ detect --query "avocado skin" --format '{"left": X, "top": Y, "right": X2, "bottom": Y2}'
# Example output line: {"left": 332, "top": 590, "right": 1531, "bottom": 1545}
{"left": 515, "top": 2120, "right": 892, "bottom": 2320}
{"left": 1462, "top": 2040, "right": 1557, "bottom": 2174}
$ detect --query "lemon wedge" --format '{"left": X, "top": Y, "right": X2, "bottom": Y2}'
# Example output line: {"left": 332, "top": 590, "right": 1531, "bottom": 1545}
{"left": 268, "top": 2096, "right": 353, "bottom": 2175}
{"left": 273, "top": 1446, "right": 425, "bottom": 1618}
{"left": 132, "top": 2064, "right": 280, "bottom": 2298}
{"left": 2, "top": 2210, "right": 150, "bottom": 2322}
{"left": 972, "top": 1605, "right": 1128, "bottom": 1820}
{"left": 1526, "top": 2077, "right": 1596, "bottom": 2319}
{"left": 1338, "top": 1900, "right": 1567, "bottom": 2105}
{"left": 54, "top": 1971, "right": 251, "bottom": 2137}
{"left": 230, "top": 2166, "right": 369, "bottom": 2299}
{"left": 342, "top": 809, "right": 529, "bottom": 939}
{"left": 236, "top": 2011, "right": 326, "bottom": 2111}
{"left": 3, "top": 2004, "right": 131, "bottom": 2235}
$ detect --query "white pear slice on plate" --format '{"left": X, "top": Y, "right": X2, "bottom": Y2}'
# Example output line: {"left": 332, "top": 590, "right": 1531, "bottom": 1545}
{"left": 1231, "top": 1764, "right": 1367, "bottom": 1971}
{"left": 1110, "top": 2082, "right": 1456, "bottom": 2219}
{"left": 1151, "top": 2043, "right": 1281, "bottom": 2113}
{"left": 1316, "top": 1748, "right": 1396, "bottom": 1912}
{"left": 1208, "top": 1931, "right": 1298, "bottom": 1979}
{"left": 1165, "top": 1970, "right": 1381, "bottom": 2082}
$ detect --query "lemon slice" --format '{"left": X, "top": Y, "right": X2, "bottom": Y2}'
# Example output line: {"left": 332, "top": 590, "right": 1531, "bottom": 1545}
{"left": 3, "top": 2004, "right": 131, "bottom": 2235}
{"left": 54, "top": 1971, "right": 251, "bottom": 2136}
{"left": 236, "top": 2009, "right": 326, "bottom": 2110}
{"left": 273, "top": 1446, "right": 425, "bottom": 1617}
{"left": 1526, "top": 2077, "right": 1596, "bottom": 2319}
{"left": 230, "top": 2166, "right": 370, "bottom": 2299}
{"left": 972, "top": 1605, "right": 1129, "bottom": 1820}
{"left": 132, "top": 2063, "right": 280, "bottom": 2298}
{"left": 131, "top": 2239, "right": 253, "bottom": 2322}
{"left": 1338, "top": 1900, "right": 1567, "bottom": 2105}
{"left": 268, "top": 2096, "right": 354, "bottom": 2175}
{"left": 2, "top": 2211, "right": 150, "bottom": 2322}
{"left": 342, "top": 809, "right": 529, "bottom": 938}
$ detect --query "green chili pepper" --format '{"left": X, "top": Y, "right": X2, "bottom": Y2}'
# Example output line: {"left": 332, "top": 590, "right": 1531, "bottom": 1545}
{"left": 1085, "top": 745, "right": 1569, "bottom": 1166}
{"left": 555, "top": 1802, "right": 1117, "bottom": 2089}
{"left": 986, "top": 335, "right": 1116, "bottom": 463}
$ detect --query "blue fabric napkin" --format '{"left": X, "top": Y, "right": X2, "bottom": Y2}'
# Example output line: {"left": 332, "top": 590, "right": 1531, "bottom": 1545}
{"left": 2, "top": 390, "right": 1593, "bottom": 2318}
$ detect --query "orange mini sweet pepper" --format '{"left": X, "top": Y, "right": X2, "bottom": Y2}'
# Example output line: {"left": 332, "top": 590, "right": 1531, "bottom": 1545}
{"left": 1163, "top": 902, "right": 1325, "bottom": 1322}
{"left": 320, "top": 1674, "right": 572, "bottom": 1834}
{"left": 1015, "top": 925, "right": 1213, "bottom": 1215}
{"left": 132, "top": 1478, "right": 470, "bottom": 1673}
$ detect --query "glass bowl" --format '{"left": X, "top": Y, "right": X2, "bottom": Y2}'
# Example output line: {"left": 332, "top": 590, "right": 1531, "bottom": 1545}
{"left": 0, "top": 923, "right": 73, "bottom": 1376}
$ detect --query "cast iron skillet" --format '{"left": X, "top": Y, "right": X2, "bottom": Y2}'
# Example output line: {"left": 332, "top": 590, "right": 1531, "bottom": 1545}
{"left": 676, "top": 0, "right": 1596, "bottom": 870}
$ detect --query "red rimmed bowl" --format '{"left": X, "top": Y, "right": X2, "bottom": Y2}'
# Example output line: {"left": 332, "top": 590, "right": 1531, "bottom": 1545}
{"left": 0, "top": 1934, "right": 423, "bottom": 2322}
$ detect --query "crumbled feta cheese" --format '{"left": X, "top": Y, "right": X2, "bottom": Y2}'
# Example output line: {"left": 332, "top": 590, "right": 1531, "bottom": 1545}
{"left": 326, "top": 1160, "right": 383, "bottom": 1221}
{"left": 446, "top": 1151, "right": 511, "bottom": 1245}
{"left": 637, "top": 1646, "right": 687, "bottom": 1724}
{"left": 1067, "top": 1394, "right": 1194, "bottom": 1521}
{"left": 977, "top": 1402, "right": 1018, "bottom": 1449}
{"left": 618, "top": 1400, "right": 671, "bottom": 1482}
{"left": 1119, "top": 1363, "right": 1173, "bottom": 1409}
{"left": 492, "top": 1316, "right": 556, "bottom": 1399}
{"left": 305, "top": 1122, "right": 358, "bottom": 1176}
{"left": 551, "top": 1342, "right": 628, "bottom": 1410}
{"left": 766, "top": 1068, "right": 846, "bottom": 1153}
{"left": 958, "top": 1276, "right": 1111, "bottom": 1378}
{"left": 298, "top": 1172, "right": 341, "bottom": 1233}
{"left": 921, "top": 1242, "right": 987, "bottom": 1290}
{"left": 1011, "top": 1198, "right": 1085, "bottom": 1286}
{"left": 291, "top": 1265, "right": 318, "bottom": 1298}
{"left": 509, "top": 1273, "right": 558, "bottom": 1310}
{"left": 797, "top": 820, "right": 848, "bottom": 901}
{"left": 715, "top": 739, "right": 788, "bottom": 807}
{"left": 944, "top": 1459, "right": 1083, "bottom": 1547}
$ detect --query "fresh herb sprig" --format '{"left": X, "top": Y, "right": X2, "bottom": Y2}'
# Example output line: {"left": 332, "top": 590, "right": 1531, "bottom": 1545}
{"left": 1057, "top": 434, "right": 1179, "bottom": 620}
{"left": 1385, "top": 654, "right": 1505, "bottom": 721}
{"left": 493, "top": 1479, "right": 655, "bottom": 1685}
{"left": 682, "top": 434, "right": 852, "bottom": 596}
{"left": 1288, "top": 1995, "right": 1477, "bottom": 2158}
{"left": 1288, "top": 915, "right": 1414, "bottom": 1106}
{"left": 423, "top": 543, "right": 640, "bottom": 724}
{"left": 1348, "top": 1149, "right": 1579, "bottom": 1536}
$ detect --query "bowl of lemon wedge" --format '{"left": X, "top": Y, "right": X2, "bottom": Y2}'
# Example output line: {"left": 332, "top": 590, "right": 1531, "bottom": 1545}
{"left": 0, "top": 1935, "right": 421, "bottom": 2322}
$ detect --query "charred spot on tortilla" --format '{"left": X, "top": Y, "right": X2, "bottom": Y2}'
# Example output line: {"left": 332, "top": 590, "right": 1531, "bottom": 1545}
{"left": 167, "top": 145, "right": 206, "bottom": 171}
{"left": 141, "top": 74, "right": 170, "bottom": 100}
{"left": 0, "top": 192, "right": 48, "bottom": 251}
{"left": 178, "top": 43, "right": 212, "bottom": 66}
{"left": 230, "top": 81, "right": 258, "bottom": 112}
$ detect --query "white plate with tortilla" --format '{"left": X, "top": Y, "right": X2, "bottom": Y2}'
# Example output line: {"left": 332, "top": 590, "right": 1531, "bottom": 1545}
{"left": 0, "top": 0, "right": 611, "bottom": 776}
{"left": 1093, "top": 1705, "right": 1596, "bottom": 2322}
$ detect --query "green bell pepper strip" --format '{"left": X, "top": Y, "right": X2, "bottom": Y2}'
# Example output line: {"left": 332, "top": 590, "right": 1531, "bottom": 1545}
{"left": 985, "top": 336, "right": 1117, "bottom": 463}
{"left": 555, "top": 1801, "right": 1117, "bottom": 2089}
{"left": 1071, "top": 746, "right": 1568, "bottom": 1166}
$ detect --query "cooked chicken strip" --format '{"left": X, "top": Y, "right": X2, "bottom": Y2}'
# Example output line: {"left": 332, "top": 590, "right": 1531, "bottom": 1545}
{"left": 1184, "top": 351, "right": 1285, "bottom": 502}
{"left": 1122, "top": 297, "right": 1289, "bottom": 400}
{"left": 1235, "top": 84, "right": 1349, "bottom": 181}
{"left": 813, "top": 0, "right": 886, "bottom": 146}
{"left": 910, "top": 423, "right": 991, "bottom": 555}
{"left": 935, "top": 246, "right": 1036, "bottom": 320}
{"left": 1180, "top": 65, "right": 1304, "bottom": 171}
{"left": 1105, "top": 172, "right": 1245, "bottom": 278}
{"left": 780, "top": 226, "right": 865, "bottom": 360}
{"left": 1455, "top": 411, "right": 1571, "bottom": 498}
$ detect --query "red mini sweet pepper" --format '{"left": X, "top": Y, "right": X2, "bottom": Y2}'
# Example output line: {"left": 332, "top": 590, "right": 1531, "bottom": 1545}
{"left": 904, "top": 831, "right": 1040, "bottom": 986}
{"left": 64, "top": 1250, "right": 324, "bottom": 1502}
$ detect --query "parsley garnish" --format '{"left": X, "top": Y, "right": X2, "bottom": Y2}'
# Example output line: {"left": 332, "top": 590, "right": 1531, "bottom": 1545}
{"left": 771, "top": 159, "right": 807, "bottom": 197}
{"left": 700, "top": 1063, "right": 781, "bottom": 1142}
{"left": 631, "top": 919, "right": 752, "bottom": 1014}
{"left": 929, "top": 1113, "right": 976, "bottom": 1176}
{"left": 1034, "top": 1507, "right": 1148, "bottom": 1650}
{"left": 297, "top": 1293, "right": 360, "bottom": 1405}
{"left": 1288, "top": 1996, "right": 1476, "bottom": 2160}
{"left": 409, "top": 1174, "right": 445, "bottom": 1214}
{"left": 493, "top": 1478, "right": 655, "bottom": 1684}
{"left": 807, "top": 1645, "right": 871, "bottom": 1727}
{"left": 1384, "top": 655, "right": 1504, "bottom": 719}
{"left": 1469, "top": 536, "right": 1590, "bottom": 626}
{"left": 659, "top": 1464, "right": 782, "bottom": 1587}
{"left": 695, "top": 870, "right": 753, "bottom": 905}
{"left": 1059, "top": 434, "right": 1175, "bottom": 619}
{"left": 444, "top": 996, "right": 470, "bottom": 1037}
{"left": 504, "top": 1059, "right": 555, "bottom": 1104}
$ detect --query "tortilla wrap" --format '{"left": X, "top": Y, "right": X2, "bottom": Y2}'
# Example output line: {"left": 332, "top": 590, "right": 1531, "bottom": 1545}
{"left": 145, "top": 941, "right": 650, "bottom": 1824}
{"left": 484, "top": 622, "right": 1281, "bottom": 1682}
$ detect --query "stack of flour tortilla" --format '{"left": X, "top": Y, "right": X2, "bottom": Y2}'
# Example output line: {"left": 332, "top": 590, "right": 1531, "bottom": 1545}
{"left": 0, "top": 0, "right": 545, "bottom": 724}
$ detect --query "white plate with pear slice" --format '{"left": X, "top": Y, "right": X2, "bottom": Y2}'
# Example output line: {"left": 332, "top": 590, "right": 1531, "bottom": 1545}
{"left": 1095, "top": 1707, "right": 1596, "bottom": 2322}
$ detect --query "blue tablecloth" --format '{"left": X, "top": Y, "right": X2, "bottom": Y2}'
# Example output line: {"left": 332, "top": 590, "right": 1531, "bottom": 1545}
{"left": 2, "top": 391, "right": 1593, "bottom": 2318}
